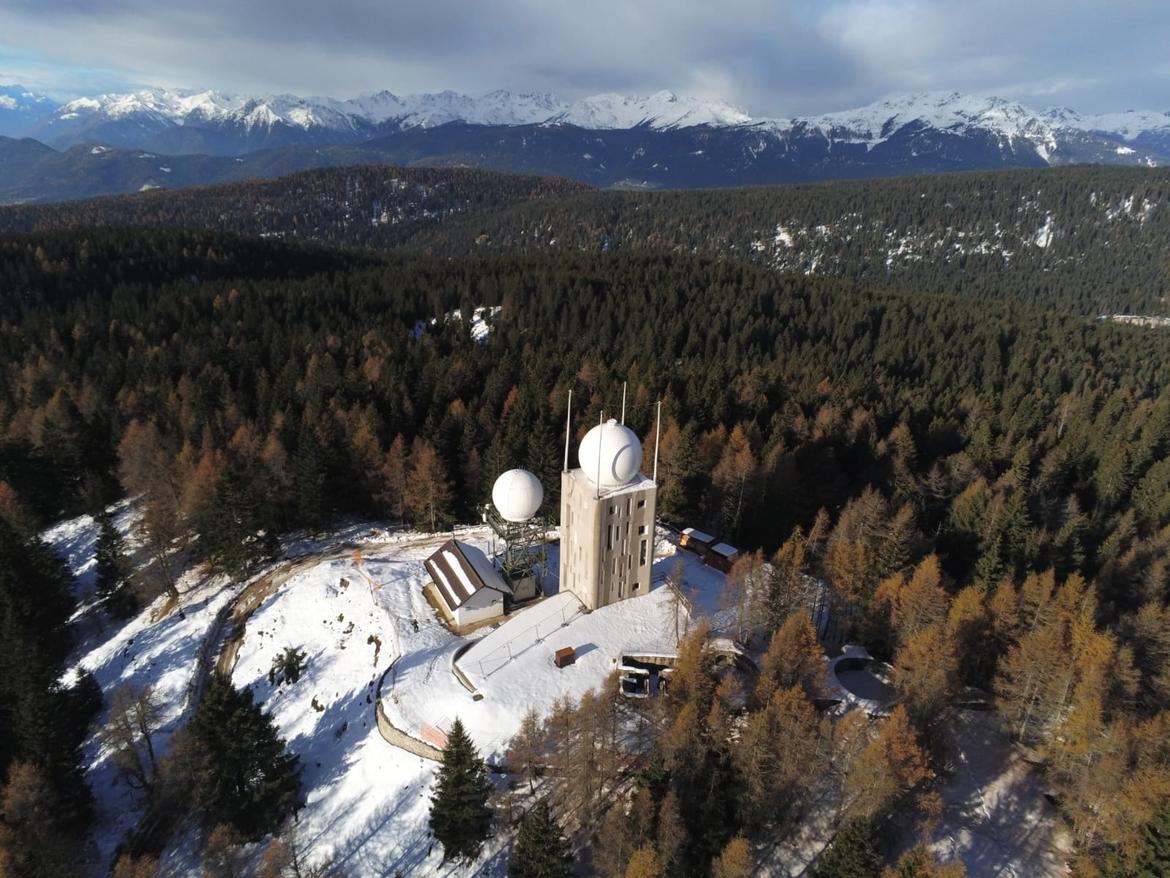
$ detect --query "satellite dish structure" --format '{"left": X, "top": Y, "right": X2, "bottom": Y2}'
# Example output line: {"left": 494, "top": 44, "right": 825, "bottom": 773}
{"left": 492, "top": 468, "right": 544, "bottom": 522}
{"left": 579, "top": 419, "right": 643, "bottom": 490}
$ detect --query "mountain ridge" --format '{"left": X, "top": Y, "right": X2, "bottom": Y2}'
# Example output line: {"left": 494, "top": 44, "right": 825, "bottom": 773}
{"left": 7, "top": 83, "right": 1170, "bottom": 156}
{"left": 3, "top": 84, "right": 1170, "bottom": 202}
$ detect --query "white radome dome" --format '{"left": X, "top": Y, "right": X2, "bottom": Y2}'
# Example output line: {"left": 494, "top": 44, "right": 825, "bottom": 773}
{"left": 578, "top": 419, "right": 643, "bottom": 489}
{"left": 492, "top": 468, "right": 544, "bottom": 522}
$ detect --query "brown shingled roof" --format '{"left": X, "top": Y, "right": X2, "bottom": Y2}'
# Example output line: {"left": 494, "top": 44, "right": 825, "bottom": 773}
{"left": 425, "top": 539, "right": 511, "bottom": 610}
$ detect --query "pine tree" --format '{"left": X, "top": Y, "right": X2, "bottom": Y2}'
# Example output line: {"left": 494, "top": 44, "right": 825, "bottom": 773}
{"left": 201, "top": 470, "right": 275, "bottom": 577}
{"left": 506, "top": 707, "right": 544, "bottom": 795}
{"left": 378, "top": 434, "right": 408, "bottom": 523}
{"left": 292, "top": 432, "right": 327, "bottom": 530}
{"left": 405, "top": 438, "right": 453, "bottom": 533}
{"left": 0, "top": 761, "right": 81, "bottom": 877}
{"left": 624, "top": 845, "right": 663, "bottom": 878}
{"left": 268, "top": 646, "right": 308, "bottom": 687}
{"left": 95, "top": 509, "right": 136, "bottom": 618}
{"left": 655, "top": 789, "right": 686, "bottom": 875}
{"left": 188, "top": 674, "right": 302, "bottom": 840}
{"left": 430, "top": 717, "right": 492, "bottom": 862}
{"left": 508, "top": 801, "right": 573, "bottom": 878}
{"left": 111, "top": 853, "right": 160, "bottom": 878}
{"left": 882, "top": 845, "right": 967, "bottom": 878}
{"left": 812, "top": 818, "right": 882, "bottom": 878}
{"left": 756, "top": 611, "right": 824, "bottom": 702}
{"left": 712, "top": 836, "right": 753, "bottom": 878}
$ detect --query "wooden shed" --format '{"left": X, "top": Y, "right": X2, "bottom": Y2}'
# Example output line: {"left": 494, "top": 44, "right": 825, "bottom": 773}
{"left": 706, "top": 542, "right": 740, "bottom": 573}
{"left": 679, "top": 527, "right": 715, "bottom": 554}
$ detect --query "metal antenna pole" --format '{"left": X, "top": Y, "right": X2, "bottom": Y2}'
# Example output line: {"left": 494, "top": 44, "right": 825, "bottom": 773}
{"left": 653, "top": 400, "right": 662, "bottom": 483}
{"left": 596, "top": 410, "right": 604, "bottom": 500}
{"left": 563, "top": 389, "right": 572, "bottom": 472}
{"left": 621, "top": 381, "right": 627, "bottom": 424}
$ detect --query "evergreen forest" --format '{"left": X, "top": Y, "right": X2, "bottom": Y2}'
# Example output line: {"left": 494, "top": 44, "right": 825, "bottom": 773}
{"left": 3, "top": 163, "right": 1170, "bottom": 875}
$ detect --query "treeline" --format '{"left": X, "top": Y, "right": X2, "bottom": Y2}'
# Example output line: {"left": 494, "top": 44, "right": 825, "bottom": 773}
{"left": 420, "top": 164, "right": 1170, "bottom": 315}
{"left": 4, "top": 165, "right": 1170, "bottom": 314}
{"left": 0, "top": 164, "right": 588, "bottom": 249}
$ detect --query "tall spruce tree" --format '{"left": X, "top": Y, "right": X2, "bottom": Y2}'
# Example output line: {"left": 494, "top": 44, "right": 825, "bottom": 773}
{"left": 292, "top": 432, "right": 327, "bottom": 530}
{"left": 188, "top": 674, "right": 302, "bottom": 841}
{"left": 95, "top": 509, "right": 136, "bottom": 618}
{"left": 812, "top": 818, "right": 883, "bottom": 878}
{"left": 509, "top": 801, "right": 573, "bottom": 878}
{"left": 430, "top": 717, "right": 492, "bottom": 862}
{"left": 200, "top": 470, "right": 275, "bottom": 577}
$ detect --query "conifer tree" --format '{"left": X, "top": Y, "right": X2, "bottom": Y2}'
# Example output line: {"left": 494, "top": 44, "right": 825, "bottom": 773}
{"left": 811, "top": 818, "right": 882, "bottom": 878}
{"left": 378, "top": 434, "right": 408, "bottom": 523}
{"left": 188, "top": 674, "right": 302, "bottom": 840}
{"left": 624, "top": 845, "right": 663, "bottom": 878}
{"left": 712, "top": 836, "right": 753, "bottom": 878}
{"left": 882, "top": 845, "right": 967, "bottom": 878}
{"left": 430, "top": 717, "right": 492, "bottom": 862}
{"left": 756, "top": 611, "right": 824, "bottom": 702}
{"left": 292, "top": 432, "right": 326, "bottom": 530}
{"left": 406, "top": 438, "right": 453, "bottom": 533}
{"left": 95, "top": 509, "right": 136, "bottom": 618}
{"left": 201, "top": 470, "right": 275, "bottom": 577}
{"left": 508, "top": 801, "right": 573, "bottom": 878}
{"left": 0, "top": 761, "right": 82, "bottom": 876}
{"left": 506, "top": 707, "right": 544, "bottom": 794}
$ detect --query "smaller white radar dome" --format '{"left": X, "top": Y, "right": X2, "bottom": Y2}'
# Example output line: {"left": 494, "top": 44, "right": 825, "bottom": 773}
{"left": 492, "top": 468, "right": 543, "bottom": 522}
{"left": 578, "top": 419, "right": 643, "bottom": 489}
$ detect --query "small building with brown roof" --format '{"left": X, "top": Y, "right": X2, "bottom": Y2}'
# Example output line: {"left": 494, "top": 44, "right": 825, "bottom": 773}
{"left": 424, "top": 539, "right": 513, "bottom": 626}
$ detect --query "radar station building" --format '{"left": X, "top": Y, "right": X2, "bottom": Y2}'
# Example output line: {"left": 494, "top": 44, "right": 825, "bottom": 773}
{"left": 560, "top": 418, "right": 658, "bottom": 611}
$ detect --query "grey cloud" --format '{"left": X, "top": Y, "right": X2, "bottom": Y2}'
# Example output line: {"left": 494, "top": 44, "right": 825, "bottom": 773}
{"left": 0, "top": 0, "right": 1166, "bottom": 114}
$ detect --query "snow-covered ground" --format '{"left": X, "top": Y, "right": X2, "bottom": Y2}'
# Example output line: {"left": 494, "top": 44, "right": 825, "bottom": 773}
{"left": 928, "top": 710, "right": 1070, "bottom": 877}
{"left": 41, "top": 504, "right": 1065, "bottom": 877}
{"left": 42, "top": 505, "right": 240, "bottom": 871}
{"left": 216, "top": 525, "right": 727, "bottom": 874}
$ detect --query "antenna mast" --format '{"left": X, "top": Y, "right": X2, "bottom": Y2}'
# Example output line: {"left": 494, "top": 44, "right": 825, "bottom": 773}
{"left": 563, "top": 389, "right": 572, "bottom": 472}
{"left": 596, "top": 410, "right": 604, "bottom": 500}
{"left": 653, "top": 400, "right": 662, "bottom": 483}
{"left": 620, "top": 382, "right": 627, "bottom": 424}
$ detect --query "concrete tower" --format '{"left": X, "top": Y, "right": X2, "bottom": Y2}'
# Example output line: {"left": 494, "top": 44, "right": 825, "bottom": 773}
{"left": 560, "top": 412, "right": 658, "bottom": 611}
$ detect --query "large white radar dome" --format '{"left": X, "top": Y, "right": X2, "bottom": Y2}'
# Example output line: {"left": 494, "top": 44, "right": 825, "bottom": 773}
{"left": 578, "top": 419, "right": 643, "bottom": 489}
{"left": 492, "top": 468, "right": 544, "bottom": 522}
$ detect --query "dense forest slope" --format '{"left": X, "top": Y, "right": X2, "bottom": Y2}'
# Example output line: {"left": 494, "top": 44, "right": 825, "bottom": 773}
{"left": 5, "top": 164, "right": 1169, "bottom": 314}
{"left": 0, "top": 165, "right": 586, "bottom": 247}
{"left": 420, "top": 165, "right": 1170, "bottom": 314}
{"left": 2, "top": 227, "right": 1168, "bottom": 586}
{"left": 7, "top": 229, "right": 1170, "bottom": 873}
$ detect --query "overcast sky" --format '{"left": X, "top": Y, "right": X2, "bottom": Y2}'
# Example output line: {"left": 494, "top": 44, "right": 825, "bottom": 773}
{"left": 0, "top": 0, "right": 1167, "bottom": 115}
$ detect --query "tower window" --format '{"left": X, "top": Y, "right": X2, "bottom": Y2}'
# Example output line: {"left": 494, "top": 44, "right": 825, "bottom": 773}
{"left": 637, "top": 499, "right": 646, "bottom": 509}
{"left": 640, "top": 539, "right": 648, "bottom": 566}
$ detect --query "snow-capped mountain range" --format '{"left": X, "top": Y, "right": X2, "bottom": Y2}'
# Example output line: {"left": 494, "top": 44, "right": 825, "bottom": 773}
{"left": 7, "top": 84, "right": 1167, "bottom": 155}
{"left": 1, "top": 83, "right": 1169, "bottom": 202}
{"left": 17, "top": 86, "right": 754, "bottom": 149}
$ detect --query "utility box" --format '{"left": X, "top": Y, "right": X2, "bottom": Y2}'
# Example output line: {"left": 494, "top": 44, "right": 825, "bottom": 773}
{"left": 554, "top": 646, "right": 576, "bottom": 668}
